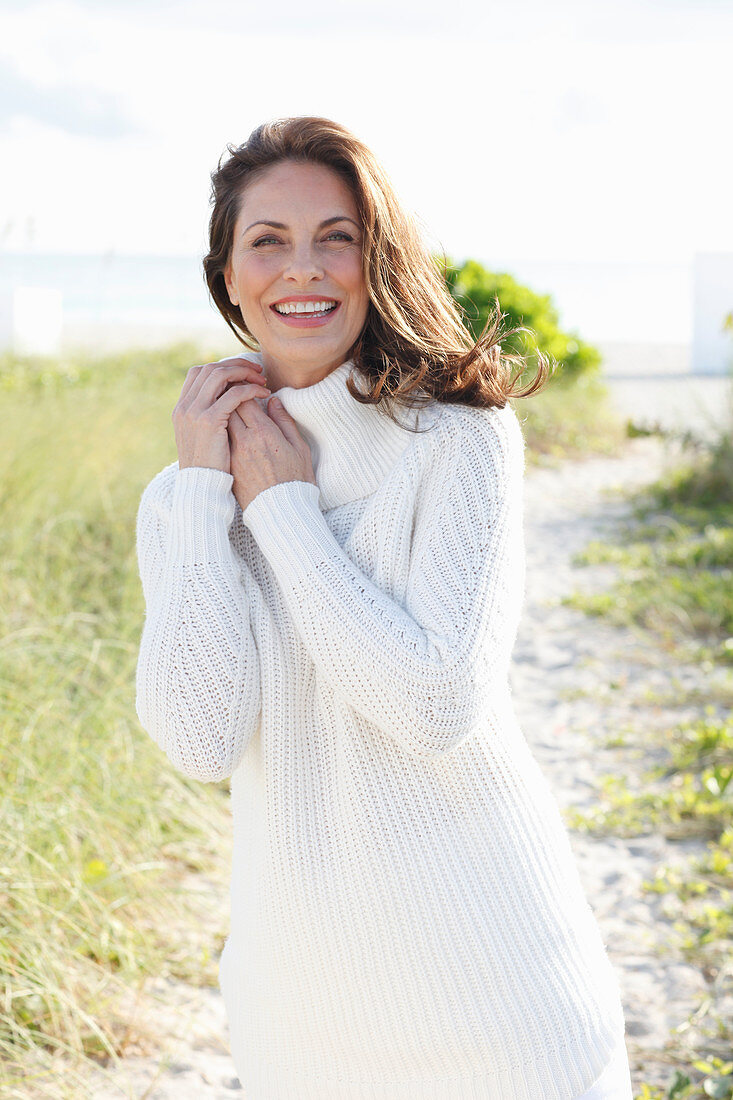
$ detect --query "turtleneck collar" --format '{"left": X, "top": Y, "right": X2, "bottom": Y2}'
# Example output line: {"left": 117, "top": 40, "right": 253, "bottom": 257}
{"left": 242, "top": 351, "right": 441, "bottom": 510}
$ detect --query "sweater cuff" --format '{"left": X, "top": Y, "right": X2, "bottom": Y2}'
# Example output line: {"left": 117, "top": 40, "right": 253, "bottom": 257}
{"left": 241, "top": 480, "right": 334, "bottom": 579}
{"left": 168, "top": 465, "right": 237, "bottom": 564}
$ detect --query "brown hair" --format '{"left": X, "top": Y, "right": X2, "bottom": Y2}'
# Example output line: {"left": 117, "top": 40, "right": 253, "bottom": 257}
{"left": 203, "top": 116, "right": 553, "bottom": 424}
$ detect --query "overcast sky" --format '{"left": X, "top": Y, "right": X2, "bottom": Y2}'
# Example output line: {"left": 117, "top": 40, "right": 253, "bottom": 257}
{"left": 1, "top": 0, "right": 731, "bottom": 268}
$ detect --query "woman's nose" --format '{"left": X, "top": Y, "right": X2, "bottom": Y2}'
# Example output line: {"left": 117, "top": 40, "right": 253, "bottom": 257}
{"left": 283, "top": 244, "right": 324, "bottom": 282}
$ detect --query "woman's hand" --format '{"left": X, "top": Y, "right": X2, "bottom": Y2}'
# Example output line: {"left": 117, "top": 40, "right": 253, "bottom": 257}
{"left": 228, "top": 395, "right": 317, "bottom": 513}
{"left": 172, "top": 357, "right": 272, "bottom": 473}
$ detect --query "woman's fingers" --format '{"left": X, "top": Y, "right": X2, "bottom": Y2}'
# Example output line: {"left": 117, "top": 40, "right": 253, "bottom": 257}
{"left": 263, "top": 397, "right": 303, "bottom": 449}
{"left": 233, "top": 394, "right": 308, "bottom": 453}
{"left": 187, "top": 356, "right": 259, "bottom": 396}
{"left": 175, "top": 358, "right": 261, "bottom": 409}
{"left": 235, "top": 393, "right": 274, "bottom": 429}
{"left": 188, "top": 360, "right": 268, "bottom": 412}
{"left": 177, "top": 363, "right": 205, "bottom": 404}
{"left": 213, "top": 381, "right": 272, "bottom": 418}
{"left": 227, "top": 407, "right": 248, "bottom": 439}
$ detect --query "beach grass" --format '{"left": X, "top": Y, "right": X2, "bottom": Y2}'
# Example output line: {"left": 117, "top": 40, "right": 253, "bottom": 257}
{"left": 0, "top": 343, "right": 234, "bottom": 1094}
{"left": 567, "top": 425, "right": 733, "bottom": 664}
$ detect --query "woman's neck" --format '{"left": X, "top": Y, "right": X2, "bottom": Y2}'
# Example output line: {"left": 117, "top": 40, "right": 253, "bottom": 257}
{"left": 258, "top": 349, "right": 348, "bottom": 394}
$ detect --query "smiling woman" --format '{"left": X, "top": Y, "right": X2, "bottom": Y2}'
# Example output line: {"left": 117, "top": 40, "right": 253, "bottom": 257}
{"left": 134, "top": 116, "right": 633, "bottom": 1099}
{"left": 220, "top": 159, "right": 371, "bottom": 391}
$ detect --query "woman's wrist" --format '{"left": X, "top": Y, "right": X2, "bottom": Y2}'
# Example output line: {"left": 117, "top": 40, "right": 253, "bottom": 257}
{"left": 168, "top": 466, "right": 237, "bottom": 564}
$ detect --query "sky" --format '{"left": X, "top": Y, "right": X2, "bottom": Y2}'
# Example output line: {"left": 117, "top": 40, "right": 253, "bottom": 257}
{"left": 0, "top": 0, "right": 731, "bottom": 343}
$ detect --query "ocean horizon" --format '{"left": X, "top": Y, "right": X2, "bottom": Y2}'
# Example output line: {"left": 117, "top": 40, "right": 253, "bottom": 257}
{"left": 0, "top": 251, "right": 693, "bottom": 353}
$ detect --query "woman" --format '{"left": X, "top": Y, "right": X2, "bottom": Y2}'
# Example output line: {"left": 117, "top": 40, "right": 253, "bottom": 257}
{"left": 135, "top": 116, "right": 633, "bottom": 1099}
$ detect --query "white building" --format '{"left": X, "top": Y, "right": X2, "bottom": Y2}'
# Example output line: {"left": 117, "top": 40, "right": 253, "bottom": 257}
{"left": 692, "top": 253, "right": 733, "bottom": 375}
{"left": 0, "top": 286, "right": 64, "bottom": 355}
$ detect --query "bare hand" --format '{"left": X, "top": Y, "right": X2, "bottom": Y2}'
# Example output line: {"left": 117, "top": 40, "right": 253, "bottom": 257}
{"left": 228, "top": 395, "right": 317, "bottom": 513}
{"left": 172, "top": 357, "right": 271, "bottom": 473}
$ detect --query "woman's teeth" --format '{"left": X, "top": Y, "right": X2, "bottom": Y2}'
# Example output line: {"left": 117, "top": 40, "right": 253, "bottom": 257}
{"left": 273, "top": 300, "right": 338, "bottom": 315}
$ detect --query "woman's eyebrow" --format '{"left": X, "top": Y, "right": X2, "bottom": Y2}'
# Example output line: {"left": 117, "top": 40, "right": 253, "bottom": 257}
{"left": 243, "top": 216, "right": 360, "bottom": 234}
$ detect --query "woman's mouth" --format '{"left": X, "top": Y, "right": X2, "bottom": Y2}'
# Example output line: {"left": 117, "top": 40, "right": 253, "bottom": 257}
{"left": 270, "top": 300, "right": 341, "bottom": 328}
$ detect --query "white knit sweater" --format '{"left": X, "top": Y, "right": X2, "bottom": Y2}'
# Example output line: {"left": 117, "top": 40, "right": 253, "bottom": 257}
{"left": 135, "top": 355, "right": 627, "bottom": 1099}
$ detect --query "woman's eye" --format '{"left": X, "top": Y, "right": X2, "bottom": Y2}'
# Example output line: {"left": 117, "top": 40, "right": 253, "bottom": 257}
{"left": 251, "top": 231, "right": 355, "bottom": 248}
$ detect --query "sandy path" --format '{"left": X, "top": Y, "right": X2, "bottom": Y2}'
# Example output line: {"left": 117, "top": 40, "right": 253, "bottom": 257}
{"left": 80, "top": 432, "right": 717, "bottom": 1099}
{"left": 512, "top": 432, "right": 715, "bottom": 1091}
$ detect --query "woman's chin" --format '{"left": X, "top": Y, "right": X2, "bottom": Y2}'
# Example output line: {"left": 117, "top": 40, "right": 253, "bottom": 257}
{"left": 258, "top": 333, "right": 352, "bottom": 370}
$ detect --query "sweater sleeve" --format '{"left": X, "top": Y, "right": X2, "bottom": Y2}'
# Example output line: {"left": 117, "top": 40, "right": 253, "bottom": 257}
{"left": 240, "top": 409, "right": 525, "bottom": 760}
{"left": 134, "top": 463, "right": 261, "bottom": 781}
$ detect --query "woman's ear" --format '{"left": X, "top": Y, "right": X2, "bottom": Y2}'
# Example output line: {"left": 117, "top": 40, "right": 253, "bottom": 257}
{"left": 224, "top": 261, "right": 239, "bottom": 306}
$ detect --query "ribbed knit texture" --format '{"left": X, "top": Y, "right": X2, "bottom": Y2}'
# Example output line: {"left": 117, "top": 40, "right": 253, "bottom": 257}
{"left": 135, "top": 355, "right": 628, "bottom": 1099}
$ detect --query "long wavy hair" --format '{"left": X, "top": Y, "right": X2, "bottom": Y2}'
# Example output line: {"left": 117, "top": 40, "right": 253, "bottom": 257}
{"left": 203, "top": 116, "right": 553, "bottom": 425}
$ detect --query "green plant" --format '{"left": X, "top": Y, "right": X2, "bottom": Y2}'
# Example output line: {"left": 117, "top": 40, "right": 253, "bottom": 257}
{"left": 441, "top": 257, "right": 602, "bottom": 382}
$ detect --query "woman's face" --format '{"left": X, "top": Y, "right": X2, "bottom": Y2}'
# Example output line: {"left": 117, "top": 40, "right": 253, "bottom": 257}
{"left": 225, "top": 159, "right": 370, "bottom": 389}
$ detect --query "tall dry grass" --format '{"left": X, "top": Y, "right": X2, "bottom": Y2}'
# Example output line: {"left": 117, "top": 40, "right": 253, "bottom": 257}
{"left": 0, "top": 344, "right": 233, "bottom": 1096}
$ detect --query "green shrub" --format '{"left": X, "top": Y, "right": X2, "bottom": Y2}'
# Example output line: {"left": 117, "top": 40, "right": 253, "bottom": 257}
{"left": 442, "top": 258, "right": 602, "bottom": 383}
